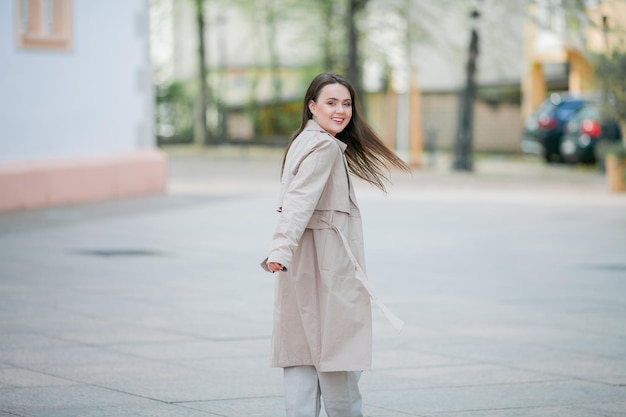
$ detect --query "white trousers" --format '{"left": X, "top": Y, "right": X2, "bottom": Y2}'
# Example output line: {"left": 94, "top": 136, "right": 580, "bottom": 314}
{"left": 283, "top": 366, "right": 363, "bottom": 417}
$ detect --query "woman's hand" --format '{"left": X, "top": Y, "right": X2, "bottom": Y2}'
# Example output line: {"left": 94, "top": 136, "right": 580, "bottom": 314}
{"left": 267, "top": 262, "right": 284, "bottom": 273}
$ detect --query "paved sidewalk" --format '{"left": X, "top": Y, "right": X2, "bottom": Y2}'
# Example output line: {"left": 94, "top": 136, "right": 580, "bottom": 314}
{"left": 1, "top": 146, "right": 625, "bottom": 416}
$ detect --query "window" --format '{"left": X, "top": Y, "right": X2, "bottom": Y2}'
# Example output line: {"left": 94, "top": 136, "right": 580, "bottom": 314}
{"left": 535, "top": 0, "right": 566, "bottom": 34}
{"left": 15, "top": 0, "right": 72, "bottom": 50}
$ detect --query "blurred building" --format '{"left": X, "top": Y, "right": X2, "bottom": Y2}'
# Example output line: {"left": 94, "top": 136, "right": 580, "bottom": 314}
{"left": 362, "top": 1, "right": 526, "bottom": 157}
{"left": 154, "top": 0, "right": 325, "bottom": 146}
{"left": 154, "top": 1, "right": 626, "bottom": 158}
{"left": 155, "top": 0, "right": 527, "bottom": 155}
{"left": 522, "top": 0, "right": 626, "bottom": 119}
{"left": 0, "top": 0, "right": 166, "bottom": 212}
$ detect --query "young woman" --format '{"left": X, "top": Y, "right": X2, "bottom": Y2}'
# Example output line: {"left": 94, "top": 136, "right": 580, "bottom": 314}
{"left": 261, "top": 72, "right": 408, "bottom": 417}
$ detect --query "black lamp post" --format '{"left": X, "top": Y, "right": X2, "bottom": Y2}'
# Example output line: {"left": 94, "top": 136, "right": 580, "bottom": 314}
{"left": 452, "top": 8, "right": 480, "bottom": 172}
{"left": 347, "top": 0, "right": 368, "bottom": 99}
{"left": 601, "top": 15, "right": 610, "bottom": 112}
{"left": 195, "top": 0, "right": 213, "bottom": 145}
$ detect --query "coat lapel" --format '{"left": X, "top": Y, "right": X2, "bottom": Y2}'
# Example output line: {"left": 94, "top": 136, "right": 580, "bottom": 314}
{"left": 306, "top": 119, "right": 358, "bottom": 207}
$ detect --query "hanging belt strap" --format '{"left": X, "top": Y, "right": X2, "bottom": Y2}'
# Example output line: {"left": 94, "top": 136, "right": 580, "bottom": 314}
{"left": 309, "top": 213, "right": 404, "bottom": 333}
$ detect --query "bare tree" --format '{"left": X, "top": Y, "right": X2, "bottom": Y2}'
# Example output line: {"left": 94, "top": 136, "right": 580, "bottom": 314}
{"left": 193, "top": 0, "right": 212, "bottom": 144}
{"left": 315, "top": 0, "right": 343, "bottom": 71}
{"left": 346, "top": 0, "right": 369, "bottom": 97}
{"left": 452, "top": 8, "right": 480, "bottom": 172}
{"left": 235, "top": 0, "right": 292, "bottom": 134}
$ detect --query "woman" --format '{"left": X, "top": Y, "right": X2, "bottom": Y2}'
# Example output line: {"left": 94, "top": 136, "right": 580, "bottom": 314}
{"left": 261, "top": 72, "right": 409, "bottom": 417}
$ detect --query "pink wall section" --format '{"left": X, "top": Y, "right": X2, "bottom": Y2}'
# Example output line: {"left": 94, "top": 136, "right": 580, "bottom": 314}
{"left": 0, "top": 150, "right": 167, "bottom": 212}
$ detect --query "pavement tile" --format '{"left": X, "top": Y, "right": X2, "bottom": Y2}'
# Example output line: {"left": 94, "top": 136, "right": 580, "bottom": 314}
{"left": 362, "top": 407, "right": 424, "bottom": 417}
{"left": 0, "top": 368, "right": 76, "bottom": 389}
{"left": 24, "top": 356, "right": 283, "bottom": 404}
{"left": 1, "top": 150, "right": 626, "bottom": 416}
{"left": 31, "top": 360, "right": 208, "bottom": 390}
{"left": 0, "top": 331, "right": 75, "bottom": 352}
{"left": 153, "top": 357, "right": 284, "bottom": 401}
{"left": 0, "top": 308, "right": 195, "bottom": 347}
{"left": 365, "top": 380, "right": 626, "bottom": 414}
{"left": 430, "top": 405, "right": 620, "bottom": 416}
{"left": 518, "top": 355, "right": 626, "bottom": 383}
{"left": 179, "top": 396, "right": 286, "bottom": 417}
{"left": 14, "top": 404, "right": 218, "bottom": 417}
{"left": 0, "top": 385, "right": 147, "bottom": 413}
{"left": 1, "top": 345, "right": 141, "bottom": 372}
{"left": 419, "top": 340, "right": 626, "bottom": 383}
{"left": 577, "top": 400, "right": 626, "bottom": 416}
{"left": 109, "top": 338, "right": 270, "bottom": 361}
{"left": 597, "top": 377, "right": 626, "bottom": 386}
{"left": 371, "top": 348, "right": 472, "bottom": 370}
{"left": 362, "top": 363, "right": 565, "bottom": 391}
{"left": 414, "top": 339, "right": 626, "bottom": 376}
{"left": 172, "top": 398, "right": 429, "bottom": 417}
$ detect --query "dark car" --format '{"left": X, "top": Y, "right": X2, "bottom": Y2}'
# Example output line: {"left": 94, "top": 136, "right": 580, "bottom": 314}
{"left": 560, "top": 101, "right": 622, "bottom": 164}
{"left": 521, "top": 92, "right": 589, "bottom": 162}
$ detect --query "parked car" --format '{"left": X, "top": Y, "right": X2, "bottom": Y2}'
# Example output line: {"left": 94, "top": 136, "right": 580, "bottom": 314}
{"left": 521, "top": 92, "right": 590, "bottom": 162}
{"left": 560, "top": 101, "right": 622, "bottom": 165}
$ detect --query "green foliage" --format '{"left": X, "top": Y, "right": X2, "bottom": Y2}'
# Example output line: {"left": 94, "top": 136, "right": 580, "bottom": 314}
{"left": 477, "top": 84, "right": 521, "bottom": 107}
{"left": 155, "top": 81, "right": 195, "bottom": 144}
{"left": 594, "top": 50, "right": 626, "bottom": 124}
{"left": 256, "top": 100, "right": 301, "bottom": 138}
{"left": 597, "top": 141, "right": 626, "bottom": 159}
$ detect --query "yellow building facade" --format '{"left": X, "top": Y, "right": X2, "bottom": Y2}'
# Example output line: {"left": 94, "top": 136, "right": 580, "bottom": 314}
{"left": 522, "top": 0, "right": 626, "bottom": 119}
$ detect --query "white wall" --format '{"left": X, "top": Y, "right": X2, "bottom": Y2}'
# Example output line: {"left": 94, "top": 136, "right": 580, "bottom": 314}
{"left": 0, "top": 0, "right": 154, "bottom": 163}
{"left": 170, "top": 2, "right": 322, "bottom": 82}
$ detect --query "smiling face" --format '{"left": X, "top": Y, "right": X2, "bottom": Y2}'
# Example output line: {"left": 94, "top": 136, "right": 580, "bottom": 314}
{"left": 308, "top": 83, "right": 352, "bottom": 136}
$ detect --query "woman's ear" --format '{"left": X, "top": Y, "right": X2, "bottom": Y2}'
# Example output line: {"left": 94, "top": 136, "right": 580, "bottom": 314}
{"left": 308, "top": 100, "right": 316, "bottom": 117}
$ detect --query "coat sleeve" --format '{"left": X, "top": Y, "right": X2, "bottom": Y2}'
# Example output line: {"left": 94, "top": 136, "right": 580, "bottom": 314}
{"left": 265, "top": 138, "right": 340, "bottom": 271}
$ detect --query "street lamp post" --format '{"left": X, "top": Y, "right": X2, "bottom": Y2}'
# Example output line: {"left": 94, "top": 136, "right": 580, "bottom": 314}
{"left": 347, "top": 0, "right": 368, "bottom": 99}
{"left": 216, "top": 13, "right": 228, "bottom": 143}
{"left": 452, "top": 8, "right": 480, "bottom": 172}
{"left": 601, "top": 15, "right": 610, "bottom": 114}
{"left": 195, "top": 0, "right": 212, "bottom": 145}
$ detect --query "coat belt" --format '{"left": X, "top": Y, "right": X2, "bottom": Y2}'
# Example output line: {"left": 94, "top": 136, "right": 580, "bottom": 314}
{"left": 306, "top": 212, "right": 404, "bottom": 333}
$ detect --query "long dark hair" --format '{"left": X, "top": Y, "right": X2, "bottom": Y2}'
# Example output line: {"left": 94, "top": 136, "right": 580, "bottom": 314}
{"left": 283, "top": 72, "right": 409, "bottom": 192}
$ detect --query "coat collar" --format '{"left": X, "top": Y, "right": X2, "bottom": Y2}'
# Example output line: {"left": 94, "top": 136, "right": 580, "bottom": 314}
{"left": 304, "top": 119, "right": 348, "bottom": 153}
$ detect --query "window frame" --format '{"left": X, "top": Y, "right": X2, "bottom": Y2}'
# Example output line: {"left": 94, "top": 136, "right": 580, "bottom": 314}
{"left": 15, "top": 0, "right": 73, "bottom": 50}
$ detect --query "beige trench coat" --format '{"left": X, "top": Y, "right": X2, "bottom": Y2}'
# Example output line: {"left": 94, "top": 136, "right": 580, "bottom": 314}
{"left": 261, "top": 119, "right": 372, "bottom": 372}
